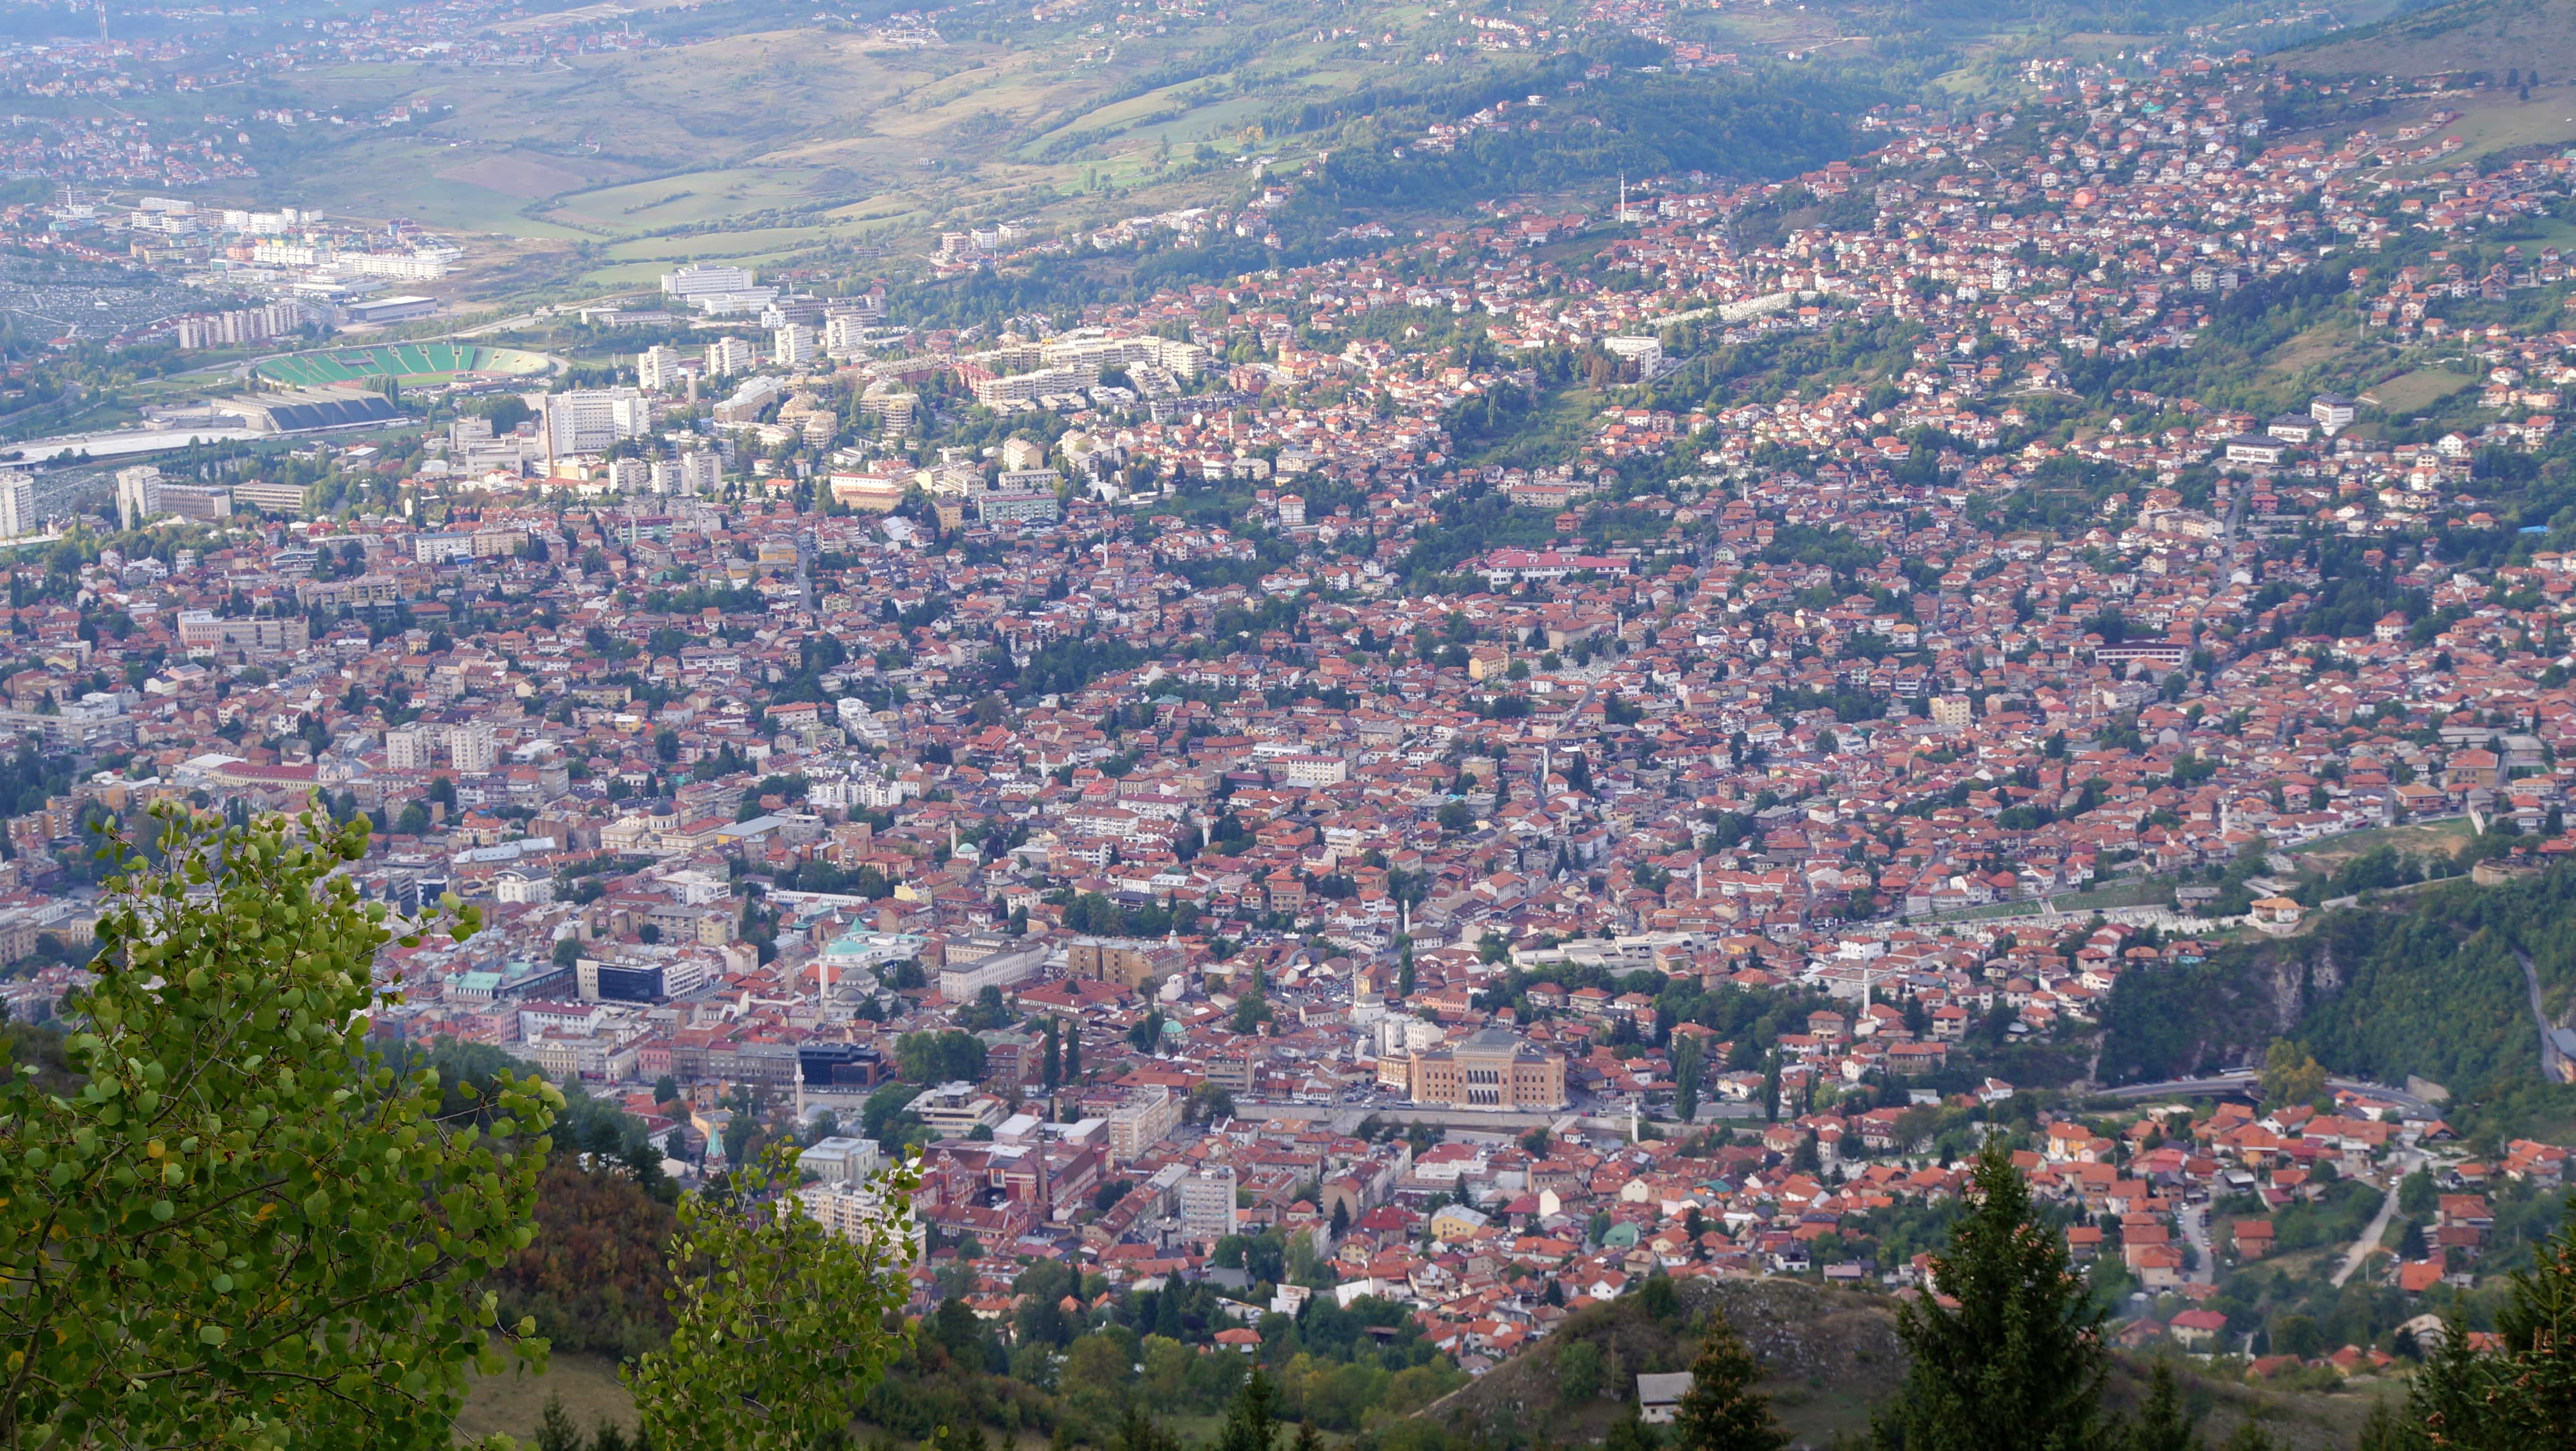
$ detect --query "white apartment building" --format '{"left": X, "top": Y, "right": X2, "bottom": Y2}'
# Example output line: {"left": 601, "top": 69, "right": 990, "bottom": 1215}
{"left": 114, "top": 467, "right": 161, "bottom": 529}
{"left": 651, "top": 452, "right": 723, "bottom": 496}
{"left": 0, "top": 473, "right": 34, "bottom": 539}
{"left": 774, "top": 323, "right": 817, "bottom": 367}
{"left": 174, "top": 300, "right": 308, "bottom": 350}
{"left": 384, "top": 724, "right": 432, "bottom": 771}
{"left": 1040, "top": 331, "right": 1207, "bottom": 379}
{"left": 448, "top": 722, "right": 498, "bottom": 775}
{"left": 1177, "top": 1166, "right": 1240, "bottom": 1238}
{"left": 705, "top": 336, "right": 755, "bottom": 378}
{"left": 542, "top": 387, "right": 654, "bottom": 455}
{"left": 1106, "top": 1086, "right": 1181, "bottom": 1164}
{"left": 638, "top": 345, "right": 687, "bottom": 393}
{"left": 796, "top": 1178, "right": 924, "bottom": 1262}
{"left": 823, "top": 314, "right": 874, "bottom": 358}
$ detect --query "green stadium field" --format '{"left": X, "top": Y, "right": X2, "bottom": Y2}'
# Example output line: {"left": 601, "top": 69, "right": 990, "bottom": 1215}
{"left": 257, "top": 343, "right": 551, "bottom": 390}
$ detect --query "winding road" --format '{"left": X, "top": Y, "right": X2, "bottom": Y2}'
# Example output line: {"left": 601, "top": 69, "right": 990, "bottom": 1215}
{"left": 2512, "top": 948, "right": 2576, "bottom": 1084}
{"left": 2330, "top": 1152, "right": 2414, "bottom": 1289}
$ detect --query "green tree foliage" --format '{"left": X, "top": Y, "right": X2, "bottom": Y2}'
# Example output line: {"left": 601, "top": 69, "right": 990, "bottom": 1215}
{"left": 1671, "top": 1315, "right": 1787, "bottom": 1451}
{"left": 1111, "top": 1405, "right": 1186, "bottom": 1451}
{"left": 1186, "top": 1082, "right": 1236, "bottom": 1124}
{"left": 625, "top": 1143, "right": 920, "bottom": 1450}
{"left": 1673, "top": 1032, "right": 1706, "bottom": 1123}
{"left": 2124, "top": 1361, "right": 2201, "bottom": 1451}
{"left": 896, "top": 1030, "right": 989, "bottom": 1084}
{"left": 2098, "top": 868, "right": 2576, "bottom": 1092}
{"left": 1297, "top": 62, "right": 1864, "bottom": 209}
{"left": 1556, "top": 1338, "right": 1605, "bottom": 1401}
{"left": 1213, "top": 1368, "right": 1280, "bottom": 1451}
{"left": 1873, "top": 1140, "right": 2110, "bottom": 1451}
{"left": 2259, "top": 1039, "right": 2327, "bottom": 1109}
{"left": 0, "top": 803, "right": 553, "bottom": 1451}
{"left": 534, "top": 1393, "right": 581, "bottom": 1451}
{"left": 2394, "top": 1219, "right": 2576, "bottom": 1448}
{"left": 2297, "top": 878, "right": 2570, "bottom": 1091}
{"left": 486, "top": 1155, "right": 679, "bottom": 1359}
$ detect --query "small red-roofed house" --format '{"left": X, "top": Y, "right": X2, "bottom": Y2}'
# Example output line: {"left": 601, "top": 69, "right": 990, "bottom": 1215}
{"left": 2169, "top": 1309, "right": 2229, "bottom": 1349}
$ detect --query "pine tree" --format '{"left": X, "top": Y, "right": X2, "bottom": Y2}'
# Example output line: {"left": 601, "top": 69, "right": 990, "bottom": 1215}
{"left": 1042, "top": 1017, "right": 1061, "bottom": 1089}
{"left": 2124, "top": 1362, "right": 2199, "bottom": 1451}
{"left": 2399, "top": 1219, "right": 2576, "bottom": 1449}
{"left": 536, "top": 1395, "right": 584, "bottom": 1451}
{"left": 1112, "top": 1406, "right": 1183, "bottom": 1451}
{"left": 1872, "top": 1139, "right": 2111, "bottom": 1451}
{"left": 1214, "top": 1369, "right": 1280, "bottom": 1451}
{"left": 1065, "top": 1025, "right": 1081, "bottom": 1081}
{"left": 1671, "top": 1315, "right": 1788, "bottom": 1451}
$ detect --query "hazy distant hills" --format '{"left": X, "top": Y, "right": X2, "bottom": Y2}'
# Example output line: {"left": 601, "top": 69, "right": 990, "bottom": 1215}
{"left": 2278, "top": 0, "right": 2576, "bottom": 80}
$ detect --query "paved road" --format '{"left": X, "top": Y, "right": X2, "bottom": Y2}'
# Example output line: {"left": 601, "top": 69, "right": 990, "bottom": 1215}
{"left": 2177, "top": 1200, "right": 2217, "bottom": 1286}
{"left": 0, "top": 424, "right": 266, "bottom": 464}
{"left": 1225, "top": 1097, "right": 1758, "bottom": 1136}
{"left": 2331, "top": 1152, "right": 2415, "bottom": 1289}
{"left": 2094, "top": 1075, "right": 2444, "bottom": 1119}
{"left": 2512, "top": 948, "right": 2576, "bottom": 1084}
{"left": 2219, "top": 488, "right": 2248, "bottom": 547}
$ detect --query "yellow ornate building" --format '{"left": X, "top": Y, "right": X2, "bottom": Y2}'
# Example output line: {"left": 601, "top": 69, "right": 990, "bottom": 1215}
{"left": 1401, "top": 1025, "right": 1568, "bottom": 1110}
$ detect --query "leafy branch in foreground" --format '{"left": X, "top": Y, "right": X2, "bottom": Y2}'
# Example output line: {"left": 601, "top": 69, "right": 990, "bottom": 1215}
{"left": 626, "top": 1140, "right": 921, "bottom": 1450}
{"left": 0, "top": 800, "right": 557, "bottom": 1451}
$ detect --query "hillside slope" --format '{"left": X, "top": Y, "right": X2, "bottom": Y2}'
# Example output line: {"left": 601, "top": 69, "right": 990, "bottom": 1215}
{"left": 2280, "top": 0, "right": 2576, "bottom": 79}
{"left": 2097, "top": 865, "right": 2576, "bottom": 1103}
{"left": 1417, "top": 1278, "right": 2388, "bottom": 1451}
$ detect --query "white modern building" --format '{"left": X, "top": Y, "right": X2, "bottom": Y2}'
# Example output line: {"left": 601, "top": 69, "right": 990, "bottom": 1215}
{"left": 114, "top": 466, "right": 161, "bottom": 528}
{"left": 661, "top": 264, "right": 755, "bottom": 301}
{"left": 542, "top": 387, "right": 654, "bottom": 454}
{"left": 1177, "top": 1165, "right": 1240, "bottom": 1238}
{"left": 0, "top": 473, "right": 34, "bottom": 538}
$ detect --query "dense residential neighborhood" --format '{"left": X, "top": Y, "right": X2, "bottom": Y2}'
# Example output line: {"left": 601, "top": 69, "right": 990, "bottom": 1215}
{"left": 0, "top": 17, "right": 2571, "bottom": 1437}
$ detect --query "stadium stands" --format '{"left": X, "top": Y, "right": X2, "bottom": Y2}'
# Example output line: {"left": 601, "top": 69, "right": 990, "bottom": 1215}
{"left": 254, "top": 343, "right": 536, "bottom": 390}
{"left": 232, "top": 394, "right": 406, "bottom": 433}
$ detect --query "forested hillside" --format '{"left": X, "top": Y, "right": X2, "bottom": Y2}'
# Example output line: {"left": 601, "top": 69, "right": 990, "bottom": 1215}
{"left": 1298, "top": 64, "right": 1872, "bottom": 211}
{"left": 2099, "top": 867, "right": 2576, "bottom": 1102}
